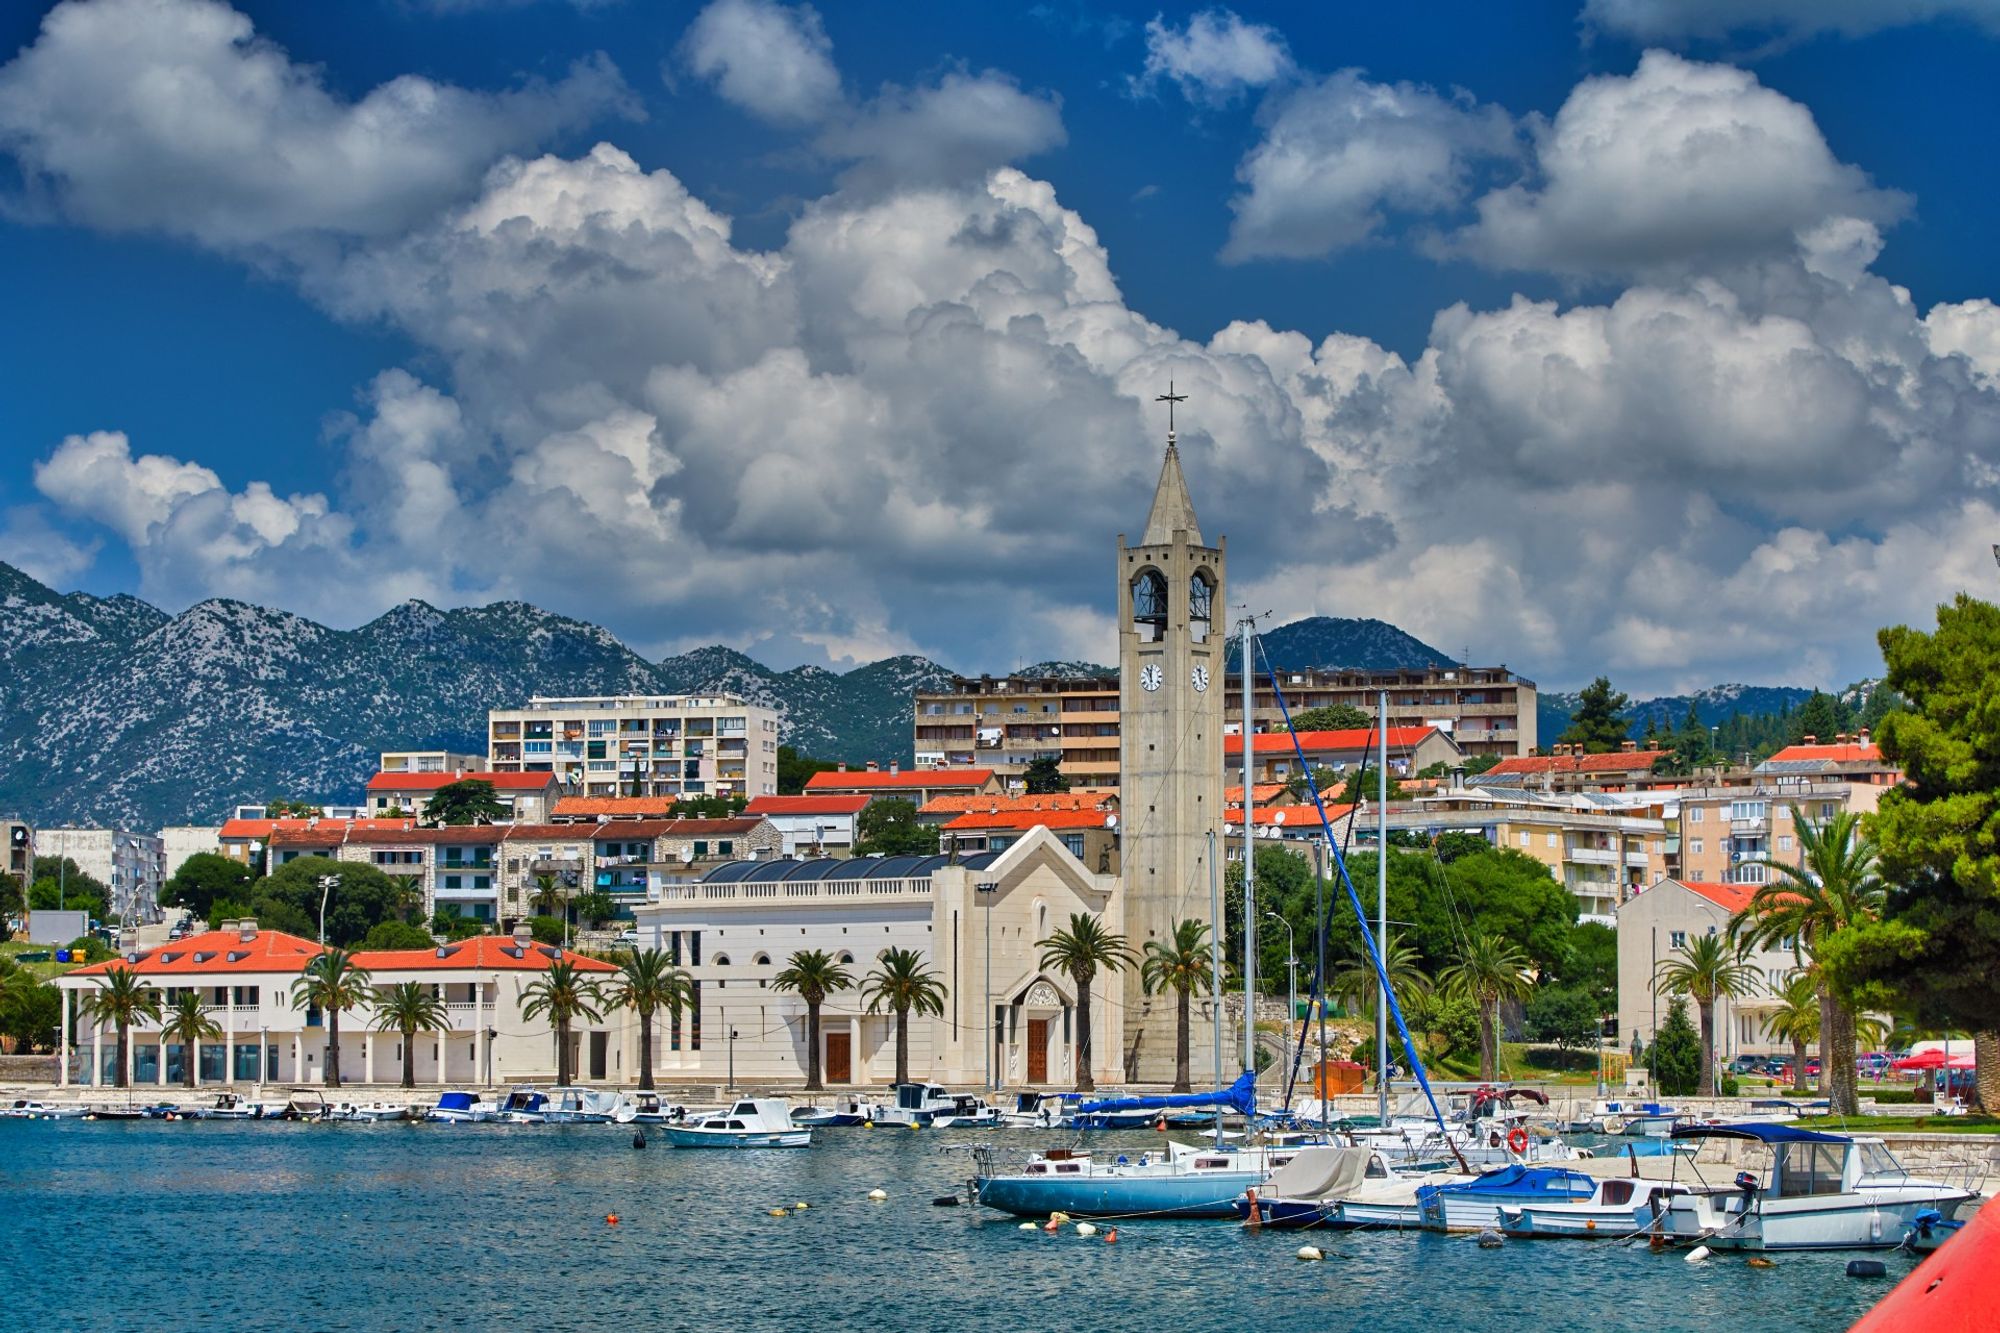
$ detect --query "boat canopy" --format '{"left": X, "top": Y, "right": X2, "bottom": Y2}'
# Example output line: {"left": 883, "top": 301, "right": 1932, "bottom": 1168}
{"left": 1074, "top": 1070, "right": 1257, "bottom": 1118}
{"left": 435, "top": 1092, "right": 476, "bottom": 1111}
{"left": 1428, "top": 1165, "right": 1597, "bottom": 1198}
{"left": 1668, "top": 1122, "right": 1849, "bottom": 1144}
{"left": 1257, "top": 1146, "right": 1378, "bottom": 1202}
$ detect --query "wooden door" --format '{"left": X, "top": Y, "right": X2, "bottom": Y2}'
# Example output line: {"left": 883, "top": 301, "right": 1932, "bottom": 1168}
{"left": 825, "top": 1031, "right": 852, "bottom": 1084}
{"left": 1027, "top": 1018, "right": 1049, "bottom": 1085}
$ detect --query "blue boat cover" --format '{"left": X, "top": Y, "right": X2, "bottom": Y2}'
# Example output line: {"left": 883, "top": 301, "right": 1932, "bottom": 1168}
{"left": 1076, "top": 1070, "right": 1258, "bottom": 1117}
{"left": 435, "top": 1092, "right": 474, "bottom": 1110}
{"left": 1669, "top": 1121, "right": 1850, "bottom": 1144}
{"left": 1424, "top": 1165, "right": 1596, "bottom": 1199}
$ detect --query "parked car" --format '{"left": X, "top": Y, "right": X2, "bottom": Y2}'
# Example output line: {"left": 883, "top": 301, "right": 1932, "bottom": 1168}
{"left": 614, "top": 928, "right": 639, "bottom": 947}
{"left": 1805, "top": 1058, "right": 1822, "bottom": 1077}
{"left": 1728, "top": 1055, "right": 1767, "bottom": 1075}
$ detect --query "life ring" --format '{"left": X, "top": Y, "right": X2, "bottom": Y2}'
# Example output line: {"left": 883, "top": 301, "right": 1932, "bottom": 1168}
{"left": 1506, "top": 1127, "right": 1530, "bottom": 1155}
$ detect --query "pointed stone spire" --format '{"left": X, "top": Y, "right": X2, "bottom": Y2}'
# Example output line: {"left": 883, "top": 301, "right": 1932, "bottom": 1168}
{"left": 1142, "top": 433, "right": 1203, "bottom": 546}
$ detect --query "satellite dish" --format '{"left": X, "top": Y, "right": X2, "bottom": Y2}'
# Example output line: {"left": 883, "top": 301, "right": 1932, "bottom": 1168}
{"left": 679, "top": 847, "right": 696, "bottom": 864}
{"left": 1272, "top": 810, "right": 1286, "bottom": 825}
{"left": 1104, "top": 813, "right": 1117, "bottom": 829}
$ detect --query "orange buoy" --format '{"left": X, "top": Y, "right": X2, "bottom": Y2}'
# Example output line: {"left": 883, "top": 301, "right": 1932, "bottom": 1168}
{"left": 1104, "top": 1228, "right": 1118, "bottom": 1244}
{"left": 1156, "top": 1119, "right": 1167, "bottom": 1132}
{"left": 605, "top": 1213, "right": 620, "bottom": 1226}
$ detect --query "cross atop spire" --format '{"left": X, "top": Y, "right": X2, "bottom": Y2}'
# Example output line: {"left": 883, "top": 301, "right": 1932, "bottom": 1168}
{"left": 1142, "top": 382, "right": 1202, "bottom": 546}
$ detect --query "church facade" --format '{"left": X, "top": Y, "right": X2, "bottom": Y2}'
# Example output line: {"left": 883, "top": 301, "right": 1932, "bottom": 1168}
{"left": 1116, "top": 424, "right": 1227, "bottom": 1083}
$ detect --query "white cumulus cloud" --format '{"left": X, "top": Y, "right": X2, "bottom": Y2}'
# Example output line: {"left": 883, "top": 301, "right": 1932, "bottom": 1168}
{"left": 1135, "top": 8, "right": 1295, "bottom": 105}
{"left": 679, "top": 0, "right": 841, "bottom": 126}
{"left": 1582, "top": 0, "right": 2000, "bottom": 42}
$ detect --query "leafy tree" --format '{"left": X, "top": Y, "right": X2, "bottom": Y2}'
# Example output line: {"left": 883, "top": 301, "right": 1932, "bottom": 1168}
{"left": 1328, "top": 939, "right": 1431, "bottom": 1027}
{"left": 670, "top": 793, "right": 750, "bottom": 818}
{"left": 520, "top": 959, "right": 605, "bottom": 1086}
{"left": 1284, "top": 765, "right": 1342, "bottom": 802}
{"left": 0, "top": 964, "right": 61, "bottom": 1051}
{"left": 264, "top": 798, "right": 323, "bottom": 818}
{"left": 771, "top": 949, "right": 853, "bottom": 1090}
{"left": 1405, "top": 987, "right": 1481, "bottom": 1065}
{"left": 1022, "top": 757, "right": 1070, "bottom": 794}
{"left": 777, "top": 745, "right": 840, "bottom": 796}
{"left": 82, "top": 969, "right": 163, "bottom": 1088}
{"left": 255, "top": 856, "right": 413, "bottom": 946}
{"left": 371, "top": 981, "right": 449, "bottom": 1088}
{"left": 854, "top": 799, "right": 939, "bottom": 856}
{"left": 159, "top": 853, "right": 254, "bottom": 919}
{"left": 1292, "top": 703, "right": 1374, "bottom": 731}
{"left": 362, "top": 920, "right": 435, "bottom": 950}
{"left": 1430, "top": 831, "right": 1491, "bottom": 864}
{"left": 1647, "top": 997, "right": 1701, "bottom": 1096}
{"left": 28, "top": 857, "right": 108, "bottom": 921}
{"left": 160, "top": 991, "right": 222, "bottom": 1088}
{"left": 1336, "top": 767, "right": 1406, "bottom": 804}
{"left": 1856, "top": 683, "right": 1906, "bottom": 731}
{"left": 1445, "top": 849, "right": 1579, "bottom": 980}
{"left": 529, "top": 873, "right": 566, "bottom": 918}
{"left": 1556, "top": 676, "right": 1631, "bottom": 753}
{"left": 609, "top": 948, "right": 692, "bottom": 1091}
{"left": 571, "top": 891, "right": 618, "bottom": 929}
{"left": 1654, "top": 933, "right": 1762, "bottom": 1097}
{"left": 1548, "top": 920, "right": 1618, "bottom": 1013}
{"left": 386, "top": 874, "right": 424, "bottom": 924}
{"left": 1223, "top": 845, "right": 1314, "bottom": 989}
{"left": 290, "top": 949, "right": 372, "bottom": 1087}
{"left": 1789, "top": 689, "right": 1854, "bottom": 744}
{"left": 0, "top": 872, "right": 22, "bottom": 936}
{"left": 1441, "top": 934, "right": 1534, "bottom": 1079}
{"left": 1038, "top": 914, "right": 1134, "bottom": 1091}
{"left": 1764, "top": 971, "right": 1820, "bottom": 1096}
{"left": 432, "top": 909, "right": 486, "bottom": 941}
{"left": 1140, "top": 919, "right": 1215, "bottom": 1092}
{"left": 422, "top": 779, "right": 508, "bottom": 827}
{"left": 860, "top": 947, "right": 947, "bottom": 1086}
{"left": 1524, "top": 986, "right": 1601, "bottom": 1053}
{"left": 527, "top": 915, "right": 567, "bottom": 946}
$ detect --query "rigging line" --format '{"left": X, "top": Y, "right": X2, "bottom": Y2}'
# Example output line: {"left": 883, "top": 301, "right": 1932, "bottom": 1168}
{"left": 1253, "top": 635, "right": 1462, "bottom": 1166}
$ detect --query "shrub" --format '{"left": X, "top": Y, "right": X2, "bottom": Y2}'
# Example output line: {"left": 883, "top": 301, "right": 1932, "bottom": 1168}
{"left": 63, "top": 936, "right": 114, "bottom": 963}
{"left": 528, "top": 915, "right": 567, "bottom": 946}
{"left": 1647, "top": 997, "right": 1701, "bottom": 1096}
{"left": 362, "top": 921, "right": 436, "bottom": 950}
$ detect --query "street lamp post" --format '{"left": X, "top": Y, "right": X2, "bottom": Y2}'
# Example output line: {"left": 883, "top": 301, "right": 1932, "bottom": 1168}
{"left": 315, "top": 875, "right": 340, "bottom": 945}
{"left": 976, "top": 881, "right": 999, "bottom": 1091}
{"left": 1265, "top": 910, "right": 1297, "bottom": 1074}
{"left": 728, "top": 1024, "right": 739, "bottom": 1092}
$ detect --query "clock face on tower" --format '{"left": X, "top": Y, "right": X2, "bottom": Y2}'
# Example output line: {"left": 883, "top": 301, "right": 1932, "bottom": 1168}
{"left": 1191, "top": 665, "right": 1209, "bottom": 692}
{"left": 1139, "top": 663, "right": 1163, "bottom": 692}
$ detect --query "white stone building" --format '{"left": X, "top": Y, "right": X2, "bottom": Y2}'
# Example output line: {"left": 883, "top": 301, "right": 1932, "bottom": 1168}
{"left": 740, "top": 794, "right": 868, "bottom": 856}
{"left": 36, "top": 827, "right": 166, "bottom": 924}
{"left": 488, "top": 693, "right": 781, "bottom": 801}
{"left": 1615, "top": 877, "right": 1798, "bottom": 1062}
{"left": 158, "top": 826, "right": 224, "bottom": 880}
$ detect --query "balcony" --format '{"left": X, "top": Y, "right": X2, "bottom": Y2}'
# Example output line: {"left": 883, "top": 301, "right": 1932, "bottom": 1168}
{"left": 1731, "top": 815, "right": 1769, "bottom": 834}
{"left": 1566, "top": 846, "right": 1619, "bottom": 865}
{"left": 1624, "top": 850, "right": 1651, "bottom": 867}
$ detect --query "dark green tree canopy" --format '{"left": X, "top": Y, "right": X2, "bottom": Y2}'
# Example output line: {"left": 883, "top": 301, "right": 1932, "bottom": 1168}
{"left": 422, "top": 779, "right": 507, "bottom": 826}
{"left": 1291, "top": 703, "right": 1374, "bottom": 732}
{"left": 255, "top": 856, "right": 408, "bottom": 947}
{"left": 160, "top": 853, "right": 254, "bottom": 918}
{"left": 1648, "top": 996, "right": 1701, "bottom": 1096}
{"left": 1556, "top": 676, "right": 1631, "bottom": 753}
{"left": 1525, "top": 985, "right": 1601, "bottom": 1052}
{"left": 1022, "top": 757, "right": 1070, "bottom": 794}
{"left": 777, "top": 745, "right": 839, "bottom": 795}
{"left": 854, "top": 798, "right": 939, "bottom": 856}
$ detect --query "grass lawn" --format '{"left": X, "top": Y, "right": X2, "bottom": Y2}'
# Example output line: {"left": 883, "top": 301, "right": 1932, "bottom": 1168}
{"left": 0, "top": 939, "right": 91, "bottom": 981}
{"left": 1797, "top": 1114, "right": 2000, "bottom": 1135}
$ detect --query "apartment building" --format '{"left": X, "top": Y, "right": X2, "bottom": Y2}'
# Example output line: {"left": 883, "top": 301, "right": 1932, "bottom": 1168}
{"left": 378, "top": 749, "right": 487, "bottom": 775}
{"left": 1238, "top": 664, "right": 1538, "bottom": 759}
{"left": 1223, "top": 726, "right": 1464, "bottom": 786}
{"left": 1616, "top": 879, "right": 1801, "bottom": 1058}
{"left": 741, "top": 794, "right": 869, "bottom": 856}
{"left": 36, "top": 827, "right": 167, "bottom": 925}
{"left": 159, "top": 826, "right": 223, "bottom": 879}
{"left": 1479, "top": 744, "right": 1668, "bottom": 793}
{"left": 1669, "top": 777, "right": 1876, "bottom": 887}
{"left": 488, "top": 694, "right": 781, "bottom": 801}
{"left": 364, "top": 770, "right": 561, "bottom": 822}
{"left": 913, "top": 674, "right": 1120, "bottom": 790}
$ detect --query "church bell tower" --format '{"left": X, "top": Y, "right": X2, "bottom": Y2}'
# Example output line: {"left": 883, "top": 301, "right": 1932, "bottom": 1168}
{"left": 1117, "top": 391, "right": 1225, "bottom": 1084}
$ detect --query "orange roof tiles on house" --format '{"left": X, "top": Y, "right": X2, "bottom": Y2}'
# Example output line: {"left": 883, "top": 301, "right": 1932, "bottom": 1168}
{"left": 744, "top": 794, "right": 873, "bottom": 816}
{"left": 918, "top": 792, "right": 1115, "bottom": 816}
{"left": 1678, "top": 880, "right": 1759, "bottom": 914}
{"left": 582, "top": 817, "right": 764, "bottom": 839}
{"left": 806, "top": 768, "right": 995, "bottom": 791}
{"left": 941, "top": 809, "right": 1115, "bottom": 832}
{"left": 1223, "top": 728, "right": 1437, "bottom": 756}
{"left": 1226, "top": 803, "right": 1357, "bottom": 828}
{"left": 552, "top": 796, "right": 683, "bottom": 819}
{"left": 1486, "top": 751, "right": 1667, "bottom": 775}
{"left": 350, "top": 936, "right": 615, "bottom": 973}
{"left": 1225, "top": 784, "right": 1288, "bottom": 807}
{"left": 68, "top": 927, "right": 325, "bottom": 978}
{"left": 364, "top": 771, "right": 558, "bottom": 792}
{"left": 221, "top": 817, "right": 431, "bottom": 840}
{"left": 1765, "top": 742, "right": 1885, "bottom": 764}
{"left": 336, "top": 826, "right": 503, "bottom": 845}
{"left": 267, "top": 827, "right": 348, "bottom": 848}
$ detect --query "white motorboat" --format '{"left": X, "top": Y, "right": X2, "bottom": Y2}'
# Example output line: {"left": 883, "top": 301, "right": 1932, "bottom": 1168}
{"left": 328, "top": 1101, "right": 408, "bottom": 1123}
{"left": 1659, "top": 1123, "right": 1980, "bottom": 1251}
{"left": 931, "top": 1094, "right": 1003, "bottom": 1130}
{"left": 662, "top": 1098, "right": 812, "bottom": 1148}
{"left": 542, "top": 1086, "right": 627, "bottom": 1124}
{"left": 426, "top": 1091, "right": 501, "bottom": 1123}
{"left": 185, "top": 1092, "right": 284, "bottom": 1120}
{"left": 497, "top": 1087, "right": 549, "bottom": 1124}
{"left": 971, "top": 1136, "right": 1317, "bottom": 1219}
{"left": 874, "top": 1083, "right": 963, "bottom": 1128}
{"left": 2, "top": 1098, "right": 87, "bottom": 1120}
{"left": 791, "top": 1095, "right": 881, "bottom": 1127}
{"left": 1237, "top": 1145, "right": 1470, "bottom": 1230}
{"left": 1499, "top": 1172, "right": 1705, "bottom": 1239}
{"left": 618, "top": 1092, "right": 687, "bottom": 1124}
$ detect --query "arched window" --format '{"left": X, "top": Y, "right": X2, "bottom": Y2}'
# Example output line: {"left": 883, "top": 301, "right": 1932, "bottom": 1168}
{"left": 713, "top": 953, "right": 732, "bottom": 967}
{"left": 1189, "top": 570, "right": 1215, "bottom": 641}
{"left": 837, "top": 951, "right": 854, "bottom": 964}
{"left": 1131, "top": 568, "right": 1167, "bottom": 641}
{"left": 753, "top": 952, "right": 770, "bottom": 966}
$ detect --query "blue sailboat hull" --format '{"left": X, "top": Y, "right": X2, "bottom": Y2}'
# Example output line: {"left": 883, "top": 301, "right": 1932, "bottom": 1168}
{"left": 974, "top": 1170, "right": 1264, "bottom": 1219}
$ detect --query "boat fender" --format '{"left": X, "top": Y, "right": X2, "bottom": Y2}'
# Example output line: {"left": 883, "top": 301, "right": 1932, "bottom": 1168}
{"left": 631, "top": 1133, "right": 646, "bottom": 1150}
{"left": 1043, "top": 1219, "right": 1062, "bottom": 1233}
{"left": 1156, "top": 1120, "right": 1167, "bottom": 1132}
{"left": 931, "top": 1195, "right": 960, "bottom": 1207}
{"left": 795, "top": 1202, "right": 809, "bottom": 1211}
{"left": 1297, "top": 1246, "right": 1323, "bottom": 1262}
{"left": 605, "top": 1214, "right": 620, "bottom": 1226}
{"left": 1477, "top": 1229, "right": 1505, "bottom": 1249}
{"left": 1506, "top": 1128, "right": 1530, "bottom": 1155}
{"left": 768, "top": 1208, "right": 790, "bottom": 1217}
{"left": 1747, "top": 1257, "right": 1776, "bottom": 1269}
{"left": 1076, "top": 1223, "right": 1098, "bottom": 1237}
{"left": 1685, "top": 1246, "right": 1711, "bottom": 1264}
{"left": 1847, "top": 1260, "right": 1888, "bottom": 1279}
{"left": 1019, "top": 1222, "right": 1039, "bottom": 1231}
{"left": 1049, "top": 1211, "right": 1071, "bottom": 1224}
{"left": 863, "top": 1121, "right": 874, "bottom": 1129}
{"left": 867, "top": 1189, "right": 888, "bottom": 1201}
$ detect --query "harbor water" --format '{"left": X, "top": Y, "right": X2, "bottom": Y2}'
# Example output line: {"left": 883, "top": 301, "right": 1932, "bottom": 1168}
{"left": 3, "top": 1120, "right": 1896, "bottom": 1331}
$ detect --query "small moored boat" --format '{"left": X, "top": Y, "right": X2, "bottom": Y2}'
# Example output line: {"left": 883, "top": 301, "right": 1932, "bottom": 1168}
{"left": 2, "top": 1098, "right": 87, "bottom": 1120}
{"left": 792, "top": 1095, "right": 880, "bottom": 1127}
{"left": 327, "top": 1101, "right": 408, "bottom": 1123}
{"left": 426, "top": 1091, "right": 501, "bottom": 1123}
{"left": 662, "top": 1099, "right": 812, "bottom": 1149}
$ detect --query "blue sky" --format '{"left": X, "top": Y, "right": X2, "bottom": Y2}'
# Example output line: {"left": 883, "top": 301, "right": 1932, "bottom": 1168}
{"left": 2, "top": 0, "right": 1997, "bottom": 694}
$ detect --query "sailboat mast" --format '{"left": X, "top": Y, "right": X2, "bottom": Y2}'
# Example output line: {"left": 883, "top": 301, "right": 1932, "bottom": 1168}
{"left": 1208, "top": 829, "right": 1224, "bottom": 1145}
{"left": 1242, "top": 616, "right": 1256, "bottom": 1076}
{"left": 1377, "top": 688, "right": 1390, "bottom": 1124}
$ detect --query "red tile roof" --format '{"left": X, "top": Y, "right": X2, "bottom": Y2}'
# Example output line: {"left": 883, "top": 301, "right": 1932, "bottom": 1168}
{"left": 1487, "top": 750, "right": 1667, "bottom": 775}
{"left": 350, "top": 936, "right": 615, "bottom": 973}
{"left": 1765, "top": 742, "right": 1885, "bottom": 764}
{"left": 365, "top": 771, "right": 557, "bottom": 792}
{"left": 919, "top": 792, "right": 1115, "bottom": 816}
{"left": 68, "top": 928, "right": 325, "bottom": 978}
{"left": 1678, "top": 880, "right": 1759, "bottom": 913}
{"left": 1224, "top": 728, "right": 1438, "bottom": 756}
{"left": 1225, "top": 784, "right": 1288, "bottom": 807}
{"left": 494, "top": 824, "right": 595, "bottom": 842}
{"left": 806, "top": 768, "right": 996, "bottom": 791}
{"left": 584, "top": 818, "right": 764, "bottom": 839}
{"left": 268, "top": 828, "right": 348, "bottom": 848}
{"left": 220, "top": 817, "right": 427, "bottom": 840}
{"left": 1226, "top": 803, "right": 1356, "bottom": 828}
{"left": 941, "top": 809, "right": 1114, "bottom": 832}
{"left": 335, "top": 826, "right": 503, "bottom": 845}
{"left": 552, "top": 796, "right": 683, "bottom": 818}
{"left": 744, "top": 794, "right": 872, "bottom": 816}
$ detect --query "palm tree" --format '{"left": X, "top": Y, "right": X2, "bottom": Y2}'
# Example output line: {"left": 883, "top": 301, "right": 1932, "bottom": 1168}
{"left": 1140, "top": 919, "right": 1215, "bottom": 1092}
{"left": 520, "top": 959, "right": 604, "bottom": 1086}
{"left": 1440, "top": 934, "right": 1533, "bottom": 1081}
{"left": 289, "top": 948, "right": 372, "bottom": 1087}
{"left": 771, "top": 949, "right": 854, "bottom": 1091}
{"left": 1763, "top": 971, "right": 1820, "bottom": 1096}
{"left": 159, "top": 991, "right": 222, "bottom": 1088}
{"left": 388, "top": 874, "right": 425, "bottom": 925}
{"left": 1329, "top": 938, "right": 1432, "bottom": 1023}
{"left": 1734, "top": 807, "right": 1886, "bottom": 1114}
{"left": 82, "top": 970, "right": 162, "bottom": 1089}
{"left": 529, "top": 873, "right": 565, "bottom": 918}
{"left": 370, "top": 982, "right": 450, "bottom": 1089}
{"left": 606, "top": 948, "right": 691, "bottom": 1091}
{"left": 1037, "top": 913, "right": 1135, "bottom": 1092}
{"left": 860, "top": 947, "right": 947, "bottom": 1087}
{"left": 1654, "top": 932, "right": 1762, "bottom": 1097}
